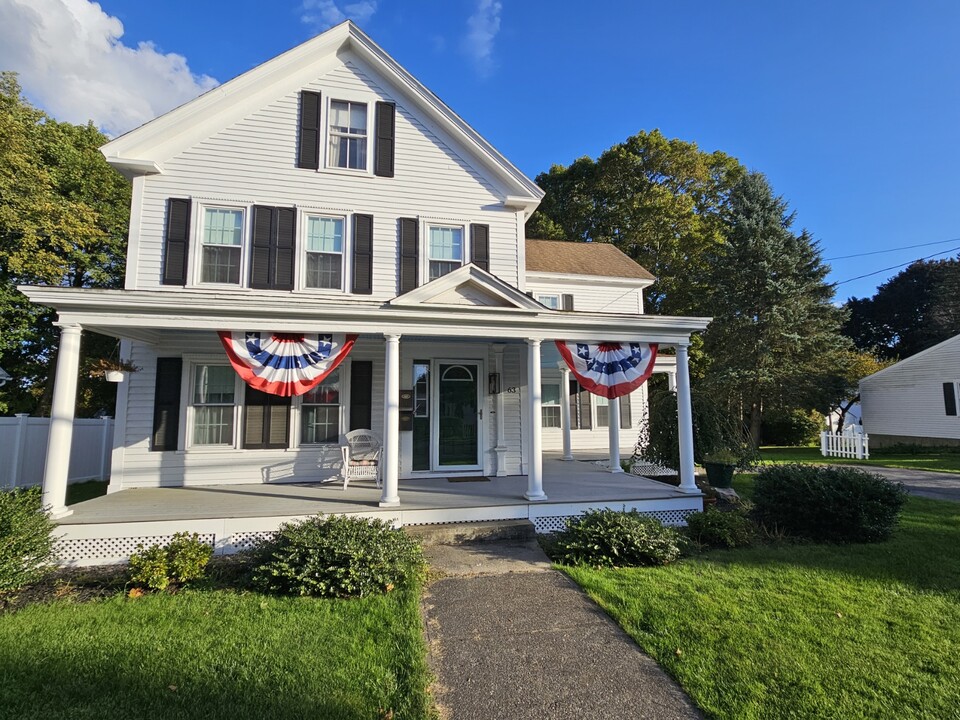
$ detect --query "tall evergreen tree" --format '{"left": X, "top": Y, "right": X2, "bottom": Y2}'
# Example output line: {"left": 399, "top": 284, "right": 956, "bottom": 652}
{"left": 702, "top": 172, "right": 847, "bottom": 446}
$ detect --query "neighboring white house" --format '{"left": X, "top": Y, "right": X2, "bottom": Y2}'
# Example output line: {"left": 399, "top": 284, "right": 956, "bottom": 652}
{"left": 21, "top": 21, "right": 707, "bottom": 528}
{"left": 860, "top": 333, "right": 960, "bottom": 447}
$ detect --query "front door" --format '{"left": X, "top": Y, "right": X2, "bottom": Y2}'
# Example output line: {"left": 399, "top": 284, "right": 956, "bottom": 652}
{"left": 433, "top": 362, "right": 481, "bottom": 470}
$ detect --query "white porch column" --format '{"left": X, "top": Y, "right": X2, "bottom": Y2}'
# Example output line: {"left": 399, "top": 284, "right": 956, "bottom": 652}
{"left": 524, "top": 339, "right": 547, "bottom": 501}
{"left": 379, "top": 333, "right": 401, "bottom": 507}
{"left": 492, "top": 344, "right": 508, "bottom": 476}
{"left": 675, "top": 343, "right": 699, "bottom": 493}
{"left": 42, "top": 323, "right": 82, "bottom": 518}
{"left": 608, "top": 396, "right": 623, "bottom": 473}
{"left": 557, "top": 361, "right": 573, "bottom": 461}
{"left": 667, "top": 371, "right": 678, "bottom": 393}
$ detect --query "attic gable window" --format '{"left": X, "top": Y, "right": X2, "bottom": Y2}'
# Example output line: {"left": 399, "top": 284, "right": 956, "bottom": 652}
{"left": 328, "top": 100, "right": 367, "bottom": 170}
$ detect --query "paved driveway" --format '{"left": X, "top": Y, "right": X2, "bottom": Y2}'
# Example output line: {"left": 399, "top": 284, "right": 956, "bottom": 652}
{"left": 848, "top": 465, "right": 960, "bottom": 502}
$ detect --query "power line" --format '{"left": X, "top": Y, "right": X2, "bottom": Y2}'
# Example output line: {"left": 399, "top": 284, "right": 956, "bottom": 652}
{"left": 824, "top": 237, "right": 960, "bottom": 261}
{"left": 833, "top": 245, "right": 960, "bottom": 286}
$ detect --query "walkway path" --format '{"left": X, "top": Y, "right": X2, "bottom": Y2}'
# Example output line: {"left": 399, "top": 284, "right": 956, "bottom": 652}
{"left": 420, "top": 531, "right": 702, "bottom": 720}
{"left": 847, "top": 465, "right": 960, "bottom": 502}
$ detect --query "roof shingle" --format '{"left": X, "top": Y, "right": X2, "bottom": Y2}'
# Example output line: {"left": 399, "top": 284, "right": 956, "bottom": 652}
{"left": 525, "top": 239, "right": 655, "bottom": 281}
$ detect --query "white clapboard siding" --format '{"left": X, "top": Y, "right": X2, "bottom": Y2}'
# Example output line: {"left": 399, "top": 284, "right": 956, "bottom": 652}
{"left": 860, "top": 335, "right": 960, "bottom": 441}
{"left": 133, "top": 55, "right": 521, "bottom": 296}
{"left": 526, "top": 281, "right": 644, "bottom": 315}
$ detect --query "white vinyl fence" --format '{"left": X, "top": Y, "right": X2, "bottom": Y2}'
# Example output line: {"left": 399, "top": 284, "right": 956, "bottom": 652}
{"left": 820, "top": 430, "right": 870, "bottom": 460}
{"left": 0, "top": 415, "right": 113, "bottom": 490}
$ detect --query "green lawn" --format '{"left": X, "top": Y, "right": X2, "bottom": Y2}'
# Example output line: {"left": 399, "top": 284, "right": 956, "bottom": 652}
{"left": 66, "top": 480, "right": 108, "bottom": 505}
{"left": 0, "top": 585, "right": 433, "bottom": 720}
{"left": 760, "top": 445, "right": 960, "bottom": 474}
{"left": 564, "top": 492, "right": 960, "bottom": 719}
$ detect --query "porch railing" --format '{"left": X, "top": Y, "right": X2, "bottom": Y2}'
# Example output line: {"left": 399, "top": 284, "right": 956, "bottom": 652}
{"left": 820, "top": 430, "right": 869, "bottom": 460}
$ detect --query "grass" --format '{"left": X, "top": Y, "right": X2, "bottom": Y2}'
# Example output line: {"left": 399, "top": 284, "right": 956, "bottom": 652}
{"left": 759, "top": 445, "right": 960, "bottom": 474}
{"left": 66, "top": 480, "right": 108, "bottom": 505}
{"left": 0, "top": 582, "right": 433, "bottom": 720}
{"left": 563, "top": 490, "right": 960, "bottom": 719}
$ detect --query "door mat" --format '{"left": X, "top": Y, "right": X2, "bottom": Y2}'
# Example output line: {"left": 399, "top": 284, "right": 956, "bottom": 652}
{"left": 447, "top": 476, "right": 491, "bottom": 483}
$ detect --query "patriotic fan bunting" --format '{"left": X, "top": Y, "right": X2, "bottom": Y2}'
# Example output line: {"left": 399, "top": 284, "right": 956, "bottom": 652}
{"left": 556, "top": 340, "right": 659, "bottom": 399}
{"left": 219, "top": 331, "right": 357, "bottom": 397}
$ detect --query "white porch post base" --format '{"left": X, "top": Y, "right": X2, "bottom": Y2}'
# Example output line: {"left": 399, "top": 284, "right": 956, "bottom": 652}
{"left": 379, "top": 333, "right": 401, "bottom": 507}
{"left": 608, "top": 396, "right": 623, "bottom": 473}
{"left": 42, "top": 323, "right": 83, "bottom": 518}
{"left": 524, "top": 339, "right": 547, "bottom": 501}
{"left": 675, "top": 343, "right": 699, "bottom": 493}
{"left": 558, "top": 361, "right": 573, "bottom": 461}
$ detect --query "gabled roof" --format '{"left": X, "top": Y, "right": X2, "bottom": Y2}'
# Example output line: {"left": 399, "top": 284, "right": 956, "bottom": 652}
{"left": 100, "top": 21, "right": 542, "bottom": 204}
{"left": 389, "top": 264, "right": 545, "bottom": 311}
{"left": 860, "top": 332, "right": 960, "bottom": 385}
{"left": 525, "top": 239, "right": 655, "bottom": 281}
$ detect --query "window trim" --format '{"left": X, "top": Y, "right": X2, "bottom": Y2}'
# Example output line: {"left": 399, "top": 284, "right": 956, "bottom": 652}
{"left": 183, "top": 360, "right": 244, "bottom": 450}
{"left": 191, "top": 202, "right": 250, "bottom": 289}
{"left": 324, "top": 95, "right": 372, "bottom": 174}
{"left": 421, "top": 218, "right": 469, "bottom": 283}
{"left": 298, "top": 209, "right": 350, "bottom": 293}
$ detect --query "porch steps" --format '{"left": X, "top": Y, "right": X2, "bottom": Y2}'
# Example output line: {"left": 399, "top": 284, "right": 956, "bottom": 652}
{"left": 404, "top": 519, "right": 535, "bottom": 545}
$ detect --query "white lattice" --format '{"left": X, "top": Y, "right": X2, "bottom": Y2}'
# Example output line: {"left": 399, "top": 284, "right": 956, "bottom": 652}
{"left": 630, "top": 462, "right": 677, "bottom": 477}
{"left": 533, "top": 509, "right": 694, "bottom": 534}
{"left": 223, "top": 531, "right": 275, "bottom": 552}
{"left": 55, "top": 533, "right": 215, "bottom": 563}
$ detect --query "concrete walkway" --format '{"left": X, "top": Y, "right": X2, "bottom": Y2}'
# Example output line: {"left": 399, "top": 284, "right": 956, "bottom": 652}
{"left": 846, "top": 465, "right": 960, "bottom": 502}
{"left": 420, "top": 532, "right": 702, "bottom": 720}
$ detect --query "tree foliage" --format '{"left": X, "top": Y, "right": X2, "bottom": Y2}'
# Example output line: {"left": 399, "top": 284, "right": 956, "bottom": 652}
{"left": 0, "top": 72, "right": 129, "bottom": 415}
{"left": 844, "top": 258, "right": 960, "bottom": 360}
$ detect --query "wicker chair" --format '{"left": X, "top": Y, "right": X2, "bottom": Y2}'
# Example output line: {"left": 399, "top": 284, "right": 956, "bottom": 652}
{"left": 340, "top": 429, "right": 382, "bottom": 490}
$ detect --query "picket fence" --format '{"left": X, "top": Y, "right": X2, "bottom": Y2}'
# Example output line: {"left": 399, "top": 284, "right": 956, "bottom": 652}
{"left": 0, "top": 415, "right": 113, "bottom": 489}
{"left": 820, "top": 430, "right": 870, "bottom": 460}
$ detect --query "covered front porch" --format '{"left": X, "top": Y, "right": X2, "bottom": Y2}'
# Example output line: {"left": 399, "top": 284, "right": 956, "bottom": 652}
{"left": 55, "top": 452, "right": 702, "bottom": 565}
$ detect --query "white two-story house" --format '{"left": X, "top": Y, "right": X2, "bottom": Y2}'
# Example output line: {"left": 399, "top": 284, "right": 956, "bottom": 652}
{"left": 22, "top": 22, "right": 707, "bottom": 561}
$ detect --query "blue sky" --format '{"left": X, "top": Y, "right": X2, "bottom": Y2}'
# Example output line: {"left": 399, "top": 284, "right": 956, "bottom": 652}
{"left": 2, "top": 0, "right": 958, "bottom": 302}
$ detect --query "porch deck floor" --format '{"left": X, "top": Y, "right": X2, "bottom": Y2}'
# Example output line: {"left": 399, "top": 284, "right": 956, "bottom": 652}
{"left": 60, "top": 454, "right": 692, "bottom": 525}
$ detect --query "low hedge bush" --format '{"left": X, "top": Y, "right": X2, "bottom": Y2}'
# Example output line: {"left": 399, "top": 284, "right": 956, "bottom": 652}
{"left": 752, "top": 464, "right": 908, "bottom": 543}
{"left": 551, "top": 509, "right": 685, "bottom": 567}
{"left": 0, "top": 487, "right": 57, "bottom": 593}
{"left": 129, "top": 532, "right": 213, "bottom": 591}
{"left": 250, "top": 514, "right": 426, "bottom": 598}
{"left": 685, "top": 506, "right": 756, "bottom": 549}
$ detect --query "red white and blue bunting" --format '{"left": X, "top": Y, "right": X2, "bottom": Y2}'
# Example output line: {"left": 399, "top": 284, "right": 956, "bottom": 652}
{"left": 555, "top": 341, "right": 659, "bottom": 399}
{"left": 219, "top": 331, "right": 357, "bottom": 397}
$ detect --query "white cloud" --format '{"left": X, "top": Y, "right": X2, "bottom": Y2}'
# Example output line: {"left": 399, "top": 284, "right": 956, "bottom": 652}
{"left": 463, "top": 0, "right": 502, "bottom": 77}
{"left": 0, "top": 0, "right": 218, "bottom": 136}
{"left": 300, "top": 0, "right": 377, "bottom": 32}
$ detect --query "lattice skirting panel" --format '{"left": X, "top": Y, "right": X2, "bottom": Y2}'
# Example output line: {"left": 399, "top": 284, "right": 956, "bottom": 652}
{"left": 56, "top": 533, "right": 216, "bottom": 564}
{"left": 532, "top": 509, "right": 695, "bottom": 534}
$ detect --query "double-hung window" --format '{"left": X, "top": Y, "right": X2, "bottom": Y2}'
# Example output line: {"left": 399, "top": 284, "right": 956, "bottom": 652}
{"left": 200, "top": 208, "right": 244, "bottom": 284}
{"left": 538, "top": 294, "right": 560, "bottom": 310}
{"left": 541, "top": 383, "right": 562, "bottom": 428}
{"left": 301, "top": 370, "right": 342, "bottom": 444}
{"left": 191, "top": 365, "right": 237, "bottom": 446}
{"left": 596, "top": 395, "right": 610, "bottom": 427}
{"left": 428, "top": 225, "right": 464, "bottom": 280}
{"left": 305, "top": 216, "right": 344, "bottom": 289}
{"left": 328, "top": 101, "right": 367, "bottom": 170}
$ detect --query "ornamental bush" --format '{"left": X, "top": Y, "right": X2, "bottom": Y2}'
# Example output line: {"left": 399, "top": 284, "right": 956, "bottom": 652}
{"left": 551, "top": 509, "right": 685, "bottom": 567}
{"left": 685, "top": 506, "right": 756, "bottom": 549}
{"left": 250, "top": 514, "right": 426, "bottom": 598}
{"left": 0, "top": 487, "right": 57, "bottom": 593}
{"left": 129, "top": 532, "right": 213, "bottom": 591}
{"left": 752, "top": 464, "right": 908, "bottom": 543}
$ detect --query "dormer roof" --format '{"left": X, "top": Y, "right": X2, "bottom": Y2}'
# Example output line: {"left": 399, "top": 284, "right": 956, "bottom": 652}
{"left": 525, "top": 239, "right": 655, "bottom": 281}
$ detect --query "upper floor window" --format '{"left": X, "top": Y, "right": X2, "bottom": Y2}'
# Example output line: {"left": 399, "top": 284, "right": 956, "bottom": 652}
{"left": 538, "top": 294, "right": 560, "bottom": 310}
{"left": 304, "top": 216, "right": 345, "bottom": 290}
{"left": 328, "top": 100, "right": 367, "bottom": 170}
{"left": 200, "top": 208, "right": 244, "bottom": 284}
{"left": 428, "top": 225, "right": 464, "bottom": 280}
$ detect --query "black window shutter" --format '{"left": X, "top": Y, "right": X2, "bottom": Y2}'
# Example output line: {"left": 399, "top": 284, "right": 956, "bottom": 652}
{"left": 250, "top": 206, "right": 296, "bottom": 290}
{"left": 243, "top": 386, "right": 291, "bottom": 449}
{"left": 151, "top": 358, "right": 182, "bottom": 451}
{"left": 353, "top": 214, "right": 374, "bottom": 294}
{"left": 162, "top": 198, "right": 191, "bottom": 285}
{"left": 374, "top": 101, "right": 395, "bottom": 177}
{"left": 579, "top": 383, "right": 592, "bottom": 430}
{"left": 562, "top": 294, "right": 575, "bottom": 311}
{"left": 350, "top": 361, "right": 374, "bottom": 430}
{"left": 945, "top": 383, "right": 957, "bottom": 416}
{"left": 619, "top": 395, "right": 632, "bottom": 429}
{"left": 298, "top": 90, "right": 322, "bottom": 170}
{"left": 470, "top": 224, "right": 489, "bottom": 271}
{"left": 399, "top": 218, "right": 419, "bottom": 294}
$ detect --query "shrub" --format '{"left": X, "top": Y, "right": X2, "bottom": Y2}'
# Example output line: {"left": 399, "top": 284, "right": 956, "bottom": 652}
{"left": 551, "top": 509, "right": 685, "bottom": 567}
{"left": 685, "top": 506, "right": 756, "bottom": 549}
{"left": 0, "top": 487, "right": 57, "bottom": 593}
{"left": 752, "top": 464, "right": 908, "bottom": 543}
{"left": 129, "top": 532, "right": 213, "bottom": 591}
{"left": 761, "top": 408, "right": 823, "bottom": 446}
{"left": 250, "top": 514, "right": 426, "bottom": 598}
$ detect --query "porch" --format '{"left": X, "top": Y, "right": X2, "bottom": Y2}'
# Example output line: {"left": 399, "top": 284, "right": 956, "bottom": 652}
{"left": 55, "top": 453, "right": 702, "bottom": 565}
